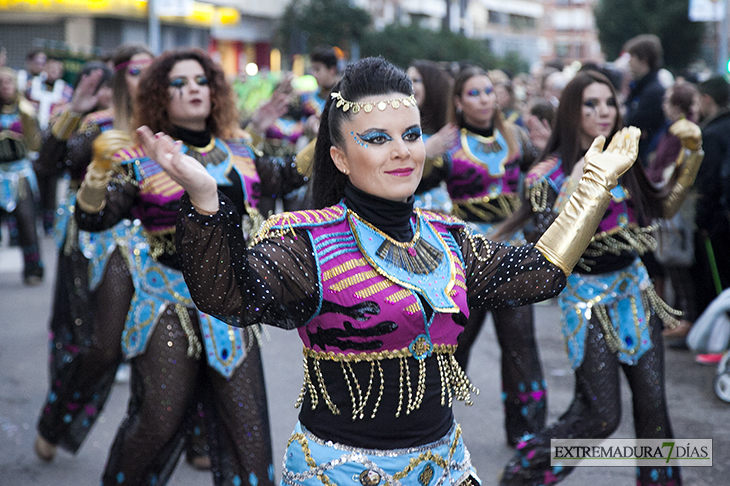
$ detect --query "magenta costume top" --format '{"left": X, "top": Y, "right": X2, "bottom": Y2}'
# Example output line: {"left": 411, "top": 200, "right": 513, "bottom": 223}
{"left": 419, "top": 125, "right": 534, "bottom": 230}
{"left": 175, "top": 190, "right": 567, "bottom": 448}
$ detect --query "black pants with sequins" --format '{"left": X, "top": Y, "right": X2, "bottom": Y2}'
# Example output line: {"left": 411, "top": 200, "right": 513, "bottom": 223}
{"left": 101, "top": 306, "right": 275, "bottom": 486}
{"left": 0, "top": 176, "right": 42, "bottom": 274}
{"left": 500, "top": 316, "right": 681, "bottom": 486}
{"left": 37, "top": 245, "right": 131, "bottom": 452}
{"left": 454, "top": 304, "right": 546, "bottom": 446}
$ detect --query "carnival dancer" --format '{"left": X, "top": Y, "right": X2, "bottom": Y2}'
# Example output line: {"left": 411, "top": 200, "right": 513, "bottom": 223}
{"left": 417, "top": 66, "right": 545, "bottom": 446}
{"left": 498, "top": 70, "right": 702, "bottom": 486}
{"left": 74, "top": 48, "right": 305, "bottom": 485}
{"left": 407, "top": 59, "right": 457, "bottom": 213}
{"left": 33, "top": 47, "right": 150, "bottom": 462}
{"left": 134, "top": 56, "right": 641, "bottom": 486}
{"left": 0, "top": 66, "right": 44, "bottom": 284}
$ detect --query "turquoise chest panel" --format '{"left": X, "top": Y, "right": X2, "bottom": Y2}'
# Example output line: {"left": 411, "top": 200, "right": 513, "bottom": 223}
{"left": 347, "top": 210, "right": 459, "bottom": 313}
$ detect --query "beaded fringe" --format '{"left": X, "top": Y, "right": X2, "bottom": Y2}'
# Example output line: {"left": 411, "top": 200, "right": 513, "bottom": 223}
{"left": 295, "top": 346, "right": 478, "bottom": 420}
{"left": 594, "top": 286, "right": 682, "bottom": 355}
{"left": 578, "top": 225, "right": 658, "bottom": 272}
{"left": 528, "top": 179, "right": 550, "bottom": 213}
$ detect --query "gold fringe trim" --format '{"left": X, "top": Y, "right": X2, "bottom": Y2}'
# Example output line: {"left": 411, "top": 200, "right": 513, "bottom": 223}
{"left": 295, "top": 346, "right": 478, "bottom": 420}
{"left": 590, "top": 287, "right": 682, "bottom": 355}
{"left": 528, "top": 179, "right": 551, "bottom": 213}
{"left": 578, "top": 225, "right": 657, "bottom": 271}
{"left": 174, "top": 304, "right": 202, "bottom": 359}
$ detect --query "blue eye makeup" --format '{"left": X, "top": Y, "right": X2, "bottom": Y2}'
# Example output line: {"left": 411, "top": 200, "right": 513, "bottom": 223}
{"left": 128, "top": 67, "right": 142, "bottom": 77}
{"left": 466, "top": 86, "right": 494, "bottom": 97}
{"left": 170, "top": 77, "right": 186, "bottom": 88}
{"left": 403, "top": 126, "right": 422, "bottom": 141}
{"left": 357, "top": 131, "right": 392, "bottom": 145}
{"left": 195, "top": 75, "right": 209, "bottom": 86}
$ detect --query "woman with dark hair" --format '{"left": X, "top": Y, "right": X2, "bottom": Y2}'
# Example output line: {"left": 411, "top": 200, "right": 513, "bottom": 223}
{"left": 498, "top": 70, "right": 703, "bottom": 486}
{"left": 33, "top": 48, "right": 149, "bottom": 463}
{"left": 417, "top": 65, "right": 545, "bottom": 447}
{"left": 407, "top": 60, "right": 457, "bottom": 212}
{"left": 73, "top": 47, "right": 300, "bottom": 485}
{"left": 133, "top": 56, "right": 641, "bottom": 485}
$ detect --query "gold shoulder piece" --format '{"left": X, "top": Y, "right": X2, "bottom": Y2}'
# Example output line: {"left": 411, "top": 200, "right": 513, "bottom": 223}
{"left": 92, "top": 130, "right": 135, "bottom": 171}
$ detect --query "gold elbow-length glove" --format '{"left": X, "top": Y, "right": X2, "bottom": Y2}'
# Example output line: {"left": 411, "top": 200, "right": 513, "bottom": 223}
{"left": 76, "top": 130, "right": 134, "bottom": 213}
{"left": 661, "top": 118, "right": 704, "bottom": 218}
{"left": 535, "top": 127, "right": 641, "bottom": 275}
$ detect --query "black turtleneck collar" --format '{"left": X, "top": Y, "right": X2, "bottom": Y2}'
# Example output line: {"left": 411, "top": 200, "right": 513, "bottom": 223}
{"left": 344, "top": 182, "right": 415, "bottom": 243}
{"left": 170, "top": 125, "right": 212, "bottom": 147}
{"left": 462, "top": 121, "right": 494, "bottom": 138}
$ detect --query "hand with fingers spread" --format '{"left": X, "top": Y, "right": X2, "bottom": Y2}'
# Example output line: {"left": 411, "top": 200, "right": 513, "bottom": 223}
{"left": 424, "top": 123, "right": 459, "bottom": 159}
{"left": 583, "top": 126, "right": 641, "bottom": 189}
{"left": 249, "top": 90, "right": 290, "bottom": 135}
{"left": 137, "top": 126, "right": 219, "bottom": 214}
{"left": 69, "top": 69, "right": 106, "bottom": 114}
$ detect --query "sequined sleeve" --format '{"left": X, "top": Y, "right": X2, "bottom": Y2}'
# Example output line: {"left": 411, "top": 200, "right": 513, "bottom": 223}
{"left": 254, "top": 154, "right": 308, "bottom": 198}
{"left": 176, "top": 193, "right": 320, "bottom": 330}
{"left": 74, "top": 164, "right": 138, "bottom": 232}
{"left": 458, "top": 228, "right": 566, "bottom": 309}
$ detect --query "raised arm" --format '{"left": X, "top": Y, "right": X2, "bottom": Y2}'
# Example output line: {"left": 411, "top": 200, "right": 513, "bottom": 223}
{"left": 659, "top": 118, "right": 704, "bottom": 218}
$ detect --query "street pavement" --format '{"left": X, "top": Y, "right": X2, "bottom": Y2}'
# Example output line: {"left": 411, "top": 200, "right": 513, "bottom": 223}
{"left": 0, "top": 233, "right": 728, "bottom": 485}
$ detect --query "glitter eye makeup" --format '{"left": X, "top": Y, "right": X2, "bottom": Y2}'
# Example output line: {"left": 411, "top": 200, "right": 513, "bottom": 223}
{"left": 170, "top": 77, "right": 186, "bottom": 89}
{"left": 357, "top": 131, "right": 392, "bottom": 145}
{"left": 402, "top": 126, "right": 422, "bottom": 142}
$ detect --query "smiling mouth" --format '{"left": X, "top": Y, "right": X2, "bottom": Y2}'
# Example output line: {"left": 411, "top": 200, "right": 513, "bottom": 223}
{"left": 385, "top": 168, "right": 414, "bottom": 176}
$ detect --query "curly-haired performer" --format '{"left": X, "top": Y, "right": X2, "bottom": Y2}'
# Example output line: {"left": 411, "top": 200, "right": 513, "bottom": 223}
{"left": 73, "top": 48, "right": 302, "bottom": 485}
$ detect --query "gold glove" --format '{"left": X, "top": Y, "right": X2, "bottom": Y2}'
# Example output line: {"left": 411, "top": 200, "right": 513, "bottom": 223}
{"left": 77, "top": 130, "right": 134, "bottom": 213}
{"left": 51, "top": 109, "right": 84, "bottom": 141}
{"left": 662, "top": 119, "right": 704, "bottom": 217}
{"left": 535, "top": 127, "right": 640, "bottom": 275}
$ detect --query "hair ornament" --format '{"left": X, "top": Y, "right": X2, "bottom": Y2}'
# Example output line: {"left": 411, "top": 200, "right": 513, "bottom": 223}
{"left": 330, "top": 91, "right": 417, "bottom": 114}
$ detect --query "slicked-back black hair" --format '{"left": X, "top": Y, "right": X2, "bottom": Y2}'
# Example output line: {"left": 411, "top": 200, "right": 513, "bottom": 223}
{"left": 311, "top": 57, "right": 414, "bottom": 208}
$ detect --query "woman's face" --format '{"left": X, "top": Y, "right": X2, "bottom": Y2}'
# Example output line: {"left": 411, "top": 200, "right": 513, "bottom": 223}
{"left": 124, "top": 53, "right": 153, "bottom": 98}
{"left": 167, "top": 59, "right": 212, "bottom": 131}
{"left": 407, "top": 66, "right": 426, "bottom": 106}
{"left": 330, "top": 93, "right": 425, "bottom": 202}
{"left": 580, "top": 82, "right": 618, "bottom": 149}
{"left": 454, "top": 75, "right": 496, "bottom": 129}
{"left": 0, "top": 73, "right": 16, "bottom": 103}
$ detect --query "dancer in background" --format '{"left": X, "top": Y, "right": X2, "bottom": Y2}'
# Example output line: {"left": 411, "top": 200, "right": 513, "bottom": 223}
{"left": 34, "top": 47, "right": 148, "bottom": 462}
{"left": 498, "top": 69, "right": 702, "bottom": 486}
{"left": 408, "top": 59, "right": 457, "bottom": 213}
{"left": 74, "top": 48, "right": 303, "bottom": 485}
{"left": 418, "top": 66, "right": 545, "bottom": 446}
{"left": 0, "top": 66, "right": 44, "bottom": 284}
{"left": 140, "top": 56, "right": 641, "bottom": 486}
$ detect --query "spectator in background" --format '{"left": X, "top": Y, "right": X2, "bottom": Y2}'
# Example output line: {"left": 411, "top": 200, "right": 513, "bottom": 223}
{"left": 0, "top": 42, "right": 6, "bottom": 69}
{"left": 623, "top": 34, "right": 667, "bottom": 162}
{"left": 693, "top": 76, "right": 730, "bottom": 321}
